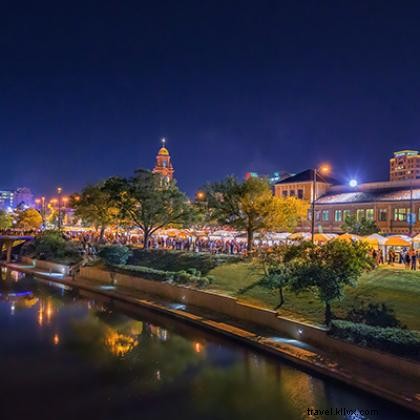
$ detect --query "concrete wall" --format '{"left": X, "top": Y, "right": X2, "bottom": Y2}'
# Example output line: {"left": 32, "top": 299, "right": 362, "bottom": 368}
{"left": 21, "top": 256, "right": 70, "bottom": 275}
{"left": 78, "top": 266, "right": 420, "bottom": 378}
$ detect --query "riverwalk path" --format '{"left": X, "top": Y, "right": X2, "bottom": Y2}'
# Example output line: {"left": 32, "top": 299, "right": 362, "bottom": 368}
{"left": 3, "top": 261, "right": 420, "bottom": 414}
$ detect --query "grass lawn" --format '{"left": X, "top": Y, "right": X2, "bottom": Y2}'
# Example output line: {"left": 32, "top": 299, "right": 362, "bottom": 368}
{"left": 207, "top": 263, "right": 420, "bottom": 331}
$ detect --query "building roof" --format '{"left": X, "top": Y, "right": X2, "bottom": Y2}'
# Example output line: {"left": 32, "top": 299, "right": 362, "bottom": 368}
{"left": 317, "top": 187, "right": 420, "bottom": 205}
{"left": 275, "top": 169, "right": 339, "bottom": 185}
{"left": 158, "top": 147, "right": 169, "bottom": 156}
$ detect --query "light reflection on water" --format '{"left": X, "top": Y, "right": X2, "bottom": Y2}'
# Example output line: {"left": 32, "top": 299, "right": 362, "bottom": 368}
{"left": 0, "top": 270, "right": 416, "bottom": 420}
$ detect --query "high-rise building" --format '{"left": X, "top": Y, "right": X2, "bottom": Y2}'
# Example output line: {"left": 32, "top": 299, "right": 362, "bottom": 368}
{"left": 13, "top": 187, "right": 34, "bottom": 208}
{"left": 245, "top": 170, "right": 293, "bottom": 185}
{"left": 0, "top": 190, "right": 14, "bottom": 210}
{"left": 153, "top": 138, "right": 174, "bottom": 183}
{"left": 389, "top": 150, "right": 420, "bottom": 181}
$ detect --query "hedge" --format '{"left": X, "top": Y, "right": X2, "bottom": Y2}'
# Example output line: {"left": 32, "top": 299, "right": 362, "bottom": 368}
{"left": 329, "top": 320, "right": 420, "bottom": 360}
{"left": 112, "top": 264, "right": 213, "bottom": 288}
{"left": 127, "top": 249, "right": 241, "bottom": 274}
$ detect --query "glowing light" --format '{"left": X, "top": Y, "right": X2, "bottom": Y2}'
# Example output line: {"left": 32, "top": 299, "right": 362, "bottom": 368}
{"left": 194, "top": 342, "right": 203, "bottom": 353}
{"left": 349, "top": 179, "right": 358, "bottom": 188}
{"left": 104, "top": 330, "right": 138, "bottom": 357}
{"left": 319, "top": 164, "right": 331, "bottom": 174}
{"left": 53, "top": 334, "right": 60, "bottom": 346}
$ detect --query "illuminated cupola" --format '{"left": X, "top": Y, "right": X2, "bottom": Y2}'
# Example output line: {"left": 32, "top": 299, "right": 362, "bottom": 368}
{"left": 153, "top": 138, "right": 174, "bottom": 183}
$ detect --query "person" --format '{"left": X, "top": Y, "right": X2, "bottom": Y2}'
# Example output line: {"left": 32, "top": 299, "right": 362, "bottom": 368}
{"left": 409, "top": 248, "right": 417, "bottom": 270}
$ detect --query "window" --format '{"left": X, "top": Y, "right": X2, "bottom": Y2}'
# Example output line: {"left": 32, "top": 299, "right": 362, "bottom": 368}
{"left": 335, "top": 210, "right": 342, "bottom": 222}
{"left": 365, "top": 209, "right": 374, "bottom": 221}
{"left": 394, "top": 208, "right": 409, "bottom": 222}
{"left": 356, "top": 209, "right": 365, "bottom": 221}
{"left": 378, "top": 209, "right": 387, "bottom": 222}
{"left": 297, "top": 189, "right": 304, "bottom": 199}
{"left": 322, "top": 210, "right": 329, "bottom": 221}
{"left": 343, "top": 210, "right": 351, "bottom": 221}
{"left": 289, "top": 190, "right": 296, "bottom": 197}
{"left": 282, "top": 190, "right": 288, "bottom": 198}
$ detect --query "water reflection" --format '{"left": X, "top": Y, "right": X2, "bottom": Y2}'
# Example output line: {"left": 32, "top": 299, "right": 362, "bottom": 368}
{"left": 0, "top": 273, "right": 417, "bottom": 420}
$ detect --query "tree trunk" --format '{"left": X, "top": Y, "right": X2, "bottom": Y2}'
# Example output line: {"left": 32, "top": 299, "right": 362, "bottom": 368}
{"left": 99, "top": 226, "right": 106, "bottom": 242}
{"left": 275, "top": 287, "right": 285, "bottom": 309}
{"left": 324, "top": 302, "right": 332, "bottom": 326}
{"left": 247, "top": 229, "right": 253, "bottom": 252}
{"left": 143, "top": 230, "right": 150, "bottom": 249}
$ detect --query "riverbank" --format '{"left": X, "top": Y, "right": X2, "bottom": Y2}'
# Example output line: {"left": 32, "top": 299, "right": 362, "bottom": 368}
{"left": 3, "top": 261, "right": 420, "bottom": 414}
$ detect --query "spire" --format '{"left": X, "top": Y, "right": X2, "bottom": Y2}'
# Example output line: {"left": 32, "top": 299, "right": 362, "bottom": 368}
{"left": 161, "top": 137, "right": 166, "bottom": 147}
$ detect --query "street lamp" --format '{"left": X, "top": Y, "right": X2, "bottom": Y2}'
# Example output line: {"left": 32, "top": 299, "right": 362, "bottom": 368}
{"left": 311, "top": 164, "right": 331, "bottom": 243}
{"left": 349, "top": 179, "right": 358, "bottom": 188}
{"left": 57, "top": 187, "right": 63, "bottom": 229}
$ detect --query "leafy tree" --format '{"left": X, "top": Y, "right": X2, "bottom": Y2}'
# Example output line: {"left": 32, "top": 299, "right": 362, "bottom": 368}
{"left": 256, "top": 246, "right": 291, "bottom": 308}
{"left": 23, "top": 230, "right": 81, "bottom": 264}
{"left": 105, "top": 170, "right": 194, "bottom": 249}
{"left": 0, "top": 210, "right": 13, "bottom": 231}
{"left": 341, "top": 214, "right": 379, "bottom": 236}
{"left": 289, "top": 240, "right": 373, "bottom": 325}
{"left": 15, "top": 208, "right": 43, "bottom": 230}
{"left": 71, "top": 183, "right": 119, "bottom": 240}
{"left": 205, "top": 176, "right": 308, "bottom": 252}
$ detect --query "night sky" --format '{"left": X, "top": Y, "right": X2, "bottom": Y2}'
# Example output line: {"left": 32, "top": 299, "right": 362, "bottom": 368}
{"left": 2, "top": 1, "right": 420, "bottom": 197}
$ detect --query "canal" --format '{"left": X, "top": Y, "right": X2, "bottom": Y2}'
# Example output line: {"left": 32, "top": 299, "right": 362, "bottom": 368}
{"left": 0, "top": 270, "right": 416, "bottom": 420}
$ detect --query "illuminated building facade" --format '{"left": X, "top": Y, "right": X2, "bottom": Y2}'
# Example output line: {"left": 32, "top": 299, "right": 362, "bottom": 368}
{"left": 389, "top": 150, "right": 420, "bottom": 181}
{"left": 0, "top": 190, "right": 14, "bottom": 210}
{"left": 152, "top": 138, "right": 174, "bottom": 183}
{"left": 274, "top": 169, "right": 338, "bottom": 201}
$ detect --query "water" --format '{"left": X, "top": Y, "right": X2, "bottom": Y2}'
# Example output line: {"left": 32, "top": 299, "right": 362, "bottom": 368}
{"left": 0, "top": 270, "right": 416, "bottom": 420}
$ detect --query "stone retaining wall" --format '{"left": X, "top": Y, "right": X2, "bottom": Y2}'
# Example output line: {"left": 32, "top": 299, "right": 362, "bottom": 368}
{"left": 79, "top": 266, "right": 420, "bottom": 378}
{"left": 21, "top": 256, "right": 70, "bottom": 275}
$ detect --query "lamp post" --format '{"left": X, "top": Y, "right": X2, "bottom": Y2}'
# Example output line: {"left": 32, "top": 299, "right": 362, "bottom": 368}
{"left": 409, "top": 178, "right": 414, "bottom": 236}
{"left": 311, "top": 165, "right": 331, "bottom": 243}
{"left": 57, "top": 187, "right": 62, "bottom": 229}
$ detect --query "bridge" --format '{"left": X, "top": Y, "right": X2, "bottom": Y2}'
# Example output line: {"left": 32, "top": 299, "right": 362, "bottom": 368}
{"left": 0, "top": 236, "right": 34, "bottom": 263}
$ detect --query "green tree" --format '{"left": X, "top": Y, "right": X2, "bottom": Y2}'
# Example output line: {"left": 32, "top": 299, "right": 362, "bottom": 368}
{"left": 15, "top": 208, "right": 43, "bottom": 230}
{"left": 205, "top": 177, "right": 308, "bottom": 252}
{"left": 0, "top": 210, "right": 13, "bottom": 231}
{"left": 289, "top": 240, "right": 373, "bottom": 325}
{"left": 341, "top": 214, "right": 379, "bottom": 236}
{"left": 71, "top": 183, "right": 119, "bottom": 240}
{"left": 106, "top": 169, "right": 194, "bottom": 249}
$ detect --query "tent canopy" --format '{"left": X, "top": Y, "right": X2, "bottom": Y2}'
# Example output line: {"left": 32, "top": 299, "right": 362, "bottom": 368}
{"left": 385, "top": 235, "right": 412, "bottom": 247}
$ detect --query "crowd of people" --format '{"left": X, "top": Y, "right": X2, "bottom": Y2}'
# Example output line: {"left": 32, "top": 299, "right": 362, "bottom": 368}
{"left": 65, "top": 230, "right": 249, "bottom": 255}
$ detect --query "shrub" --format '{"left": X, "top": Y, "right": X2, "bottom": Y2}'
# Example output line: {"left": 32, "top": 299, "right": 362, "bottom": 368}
{"left": 196, "top": 277, "right": 210, "bottom": 288}
{"left": 113, "top": 265, "right": 175, "bottom": 282}
{"left": 127, "top": 249, "right": 240, "bottom": 274}
{"left": 329, "top": 320, "right": 420, "bottom": 360}
{"left": 23, "top": 230, "right": 81, "bottom": 264}
{"left": 112, "top": 264, "right": 212, "bottom": 288}
{"left": 174, "top": 271, "right": 193, "bottom": 284}
{"left": 99, "top": 245, "right": 132, "bottom": 266}
{"left": 345, "top": 301, "right": 404, "bottom": 328}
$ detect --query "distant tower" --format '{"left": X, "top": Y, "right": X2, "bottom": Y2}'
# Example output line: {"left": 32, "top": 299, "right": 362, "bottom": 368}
{"left": 153, "top": 138, "right": 174, "bottom": 183}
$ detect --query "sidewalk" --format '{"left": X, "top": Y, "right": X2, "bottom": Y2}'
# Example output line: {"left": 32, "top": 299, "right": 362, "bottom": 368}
{"left": 4, "top": 262, "right": 420, "bottom": 414}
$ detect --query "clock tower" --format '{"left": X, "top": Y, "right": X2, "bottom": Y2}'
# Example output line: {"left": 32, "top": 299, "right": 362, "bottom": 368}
{"left": 153, "top": 138, "right": 174, "bottom": 182}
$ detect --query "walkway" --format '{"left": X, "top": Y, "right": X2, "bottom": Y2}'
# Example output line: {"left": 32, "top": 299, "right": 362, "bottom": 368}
{"left": 3, "top": 262, "right": 420, "bottom": 414}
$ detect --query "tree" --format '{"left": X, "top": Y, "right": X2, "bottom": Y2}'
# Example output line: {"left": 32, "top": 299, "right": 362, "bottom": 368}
{"left": 71, "top": 183, "right": 119, "bottom": 241}
{"left": 256, "top": 245, "right": 291, "bottom": 308}
{"left": 205, "top": 176, "right": 308, "bottom": 252}
{"left": 289, "top": 240, "right": 373, "bottom": 325}
{"left": 15, "top": 208, "right": 43, "bottom": 230}
{"left": 0, "top": 210, "right": 13, "bottom": 231}
{"left": 341, "top": 214, "right": 379, "bottom": 236}
{"left": 106, "top": 170, "right": 194, "bottom": 249}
